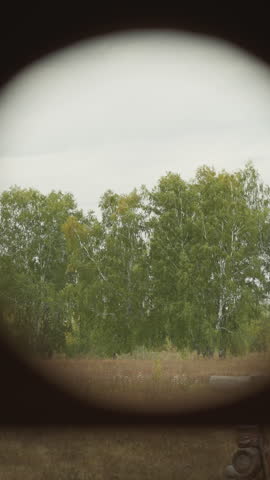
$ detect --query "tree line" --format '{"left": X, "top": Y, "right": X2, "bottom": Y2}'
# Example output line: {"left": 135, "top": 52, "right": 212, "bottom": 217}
{"left": 1, "top": 161, "right": 270, "bottom": 357}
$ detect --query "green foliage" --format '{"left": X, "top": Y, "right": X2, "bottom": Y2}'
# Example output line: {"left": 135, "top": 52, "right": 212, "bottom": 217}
{"left": 0, "top": 187, "right": 80, "bottom": 355}
{"left": 1, "top": 162, "right": 270, "bottom": 357}
{"left": 163, "top": 336, "right": 178, "bottom": 353}
{"left": 245, "top": 308, "right": 270, "bottom": 353}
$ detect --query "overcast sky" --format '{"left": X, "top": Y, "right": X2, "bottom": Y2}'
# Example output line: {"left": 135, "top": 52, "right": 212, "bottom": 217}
{"left": 0, "top": 30, "right": 270, "bottom": 216}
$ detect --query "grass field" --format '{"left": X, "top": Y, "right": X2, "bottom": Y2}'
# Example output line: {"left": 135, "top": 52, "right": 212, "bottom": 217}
{"left": 0, "top": 426, "right": 238, "bottom": 480}
{"left": 1, "top": 351, "right": 269, "bottom": 479}
{"left": 36, "top": 350, "right": 270, "bottom": 411}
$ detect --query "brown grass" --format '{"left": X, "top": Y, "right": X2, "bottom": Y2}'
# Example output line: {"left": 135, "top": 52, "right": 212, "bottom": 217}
{"left": 0, "top": 426, "right": 238, "bottom": 479}
{"left": 34, "top": 351, "right": 270, "bottom": 412}
{"left": 1, "top": 353, "right": 270, "bottom": 479}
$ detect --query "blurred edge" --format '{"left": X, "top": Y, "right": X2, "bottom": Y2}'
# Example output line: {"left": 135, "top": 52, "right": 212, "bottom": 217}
{"left": 1, "top": 2, "right": 270, "bottom": 425}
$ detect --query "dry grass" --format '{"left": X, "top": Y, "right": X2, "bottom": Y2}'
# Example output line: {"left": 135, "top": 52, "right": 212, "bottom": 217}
{"left": 1, "top": 353, "right": 270, "bottom": 479}
{"left": 34, "top": 351, "right": 270, "bottom": 412}
{"left": 0, "top": 427, "right": 238, "bottom": 479}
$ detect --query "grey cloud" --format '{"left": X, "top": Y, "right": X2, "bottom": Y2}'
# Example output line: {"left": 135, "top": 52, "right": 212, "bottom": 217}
{"left": 0, "top": 30, "right": 270, "bottom": 216}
